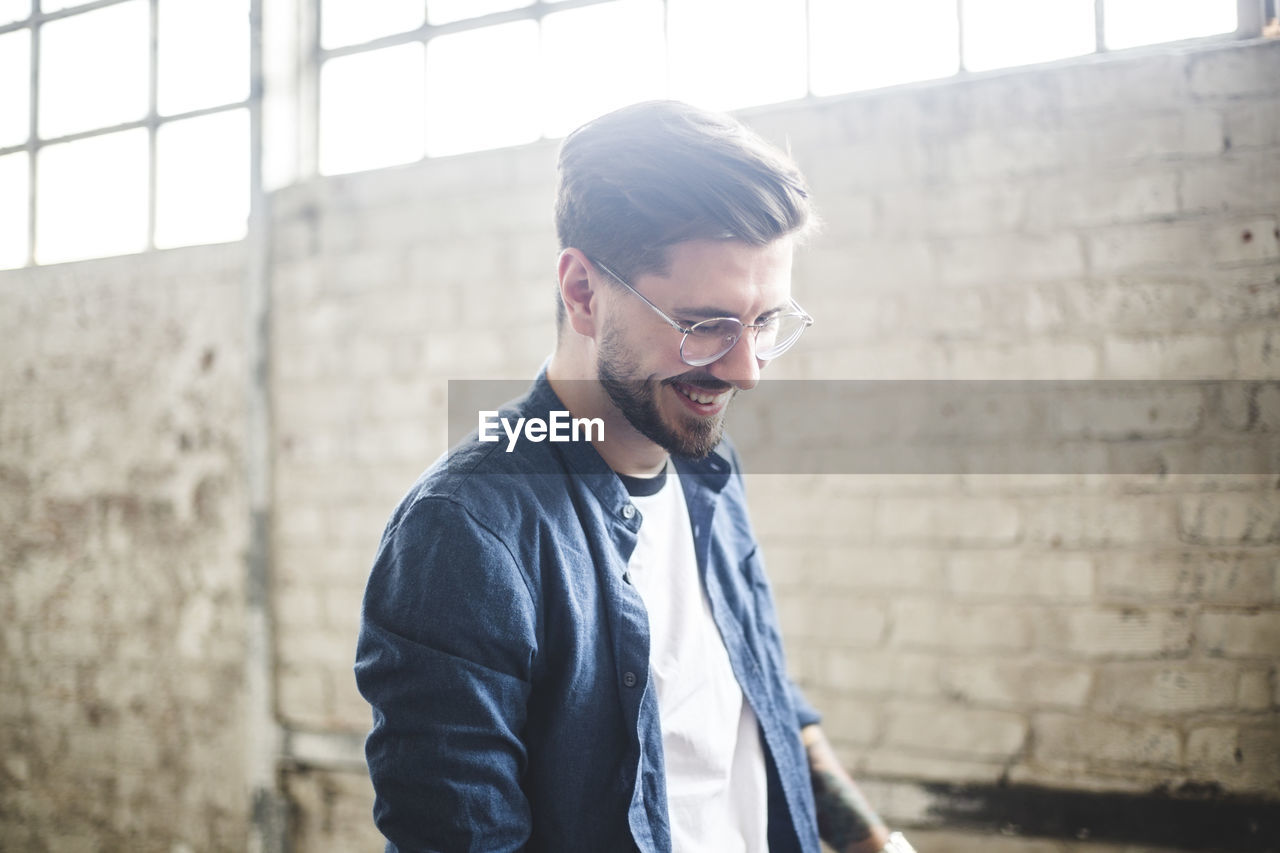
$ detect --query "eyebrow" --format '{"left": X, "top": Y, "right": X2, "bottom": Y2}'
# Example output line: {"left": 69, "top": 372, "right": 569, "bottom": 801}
{"left": 673, "top": 302, "right": 790, "bottom": 323}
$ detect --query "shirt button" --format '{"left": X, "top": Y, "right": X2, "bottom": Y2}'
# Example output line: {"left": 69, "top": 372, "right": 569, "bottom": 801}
{"left": 622, "top": 671, "right": 638, "bottom": 688}
{"left": 622, "top": 504, "right": 636, "bottom": 519}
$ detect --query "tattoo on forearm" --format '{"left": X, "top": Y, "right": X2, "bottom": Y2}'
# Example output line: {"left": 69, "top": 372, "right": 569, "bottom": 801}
{"left": 805, "top": 731, "right": 883, "bottom": 850}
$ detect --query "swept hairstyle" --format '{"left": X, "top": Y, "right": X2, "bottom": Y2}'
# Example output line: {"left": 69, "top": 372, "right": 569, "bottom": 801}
{"left": 554, "top": 100, "right": 815, "bottom": 328}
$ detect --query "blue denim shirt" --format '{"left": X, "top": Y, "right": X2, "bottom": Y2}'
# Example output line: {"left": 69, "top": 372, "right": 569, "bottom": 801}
{"left": 355, "top": 371, "right": 822, "bottom": 853}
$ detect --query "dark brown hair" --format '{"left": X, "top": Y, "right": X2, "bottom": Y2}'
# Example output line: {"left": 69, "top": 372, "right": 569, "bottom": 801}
{"left": 554, "top": 100, "right": 814, "bottom": 327}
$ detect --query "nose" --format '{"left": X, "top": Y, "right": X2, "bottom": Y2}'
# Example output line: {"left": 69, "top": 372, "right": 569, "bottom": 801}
{"left": 706, "top": 329, "right": 762, "bottom": 391}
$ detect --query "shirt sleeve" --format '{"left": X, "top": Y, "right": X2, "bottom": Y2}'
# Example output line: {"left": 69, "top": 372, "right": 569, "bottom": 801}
{"left": 789, "top": 681, "right": 823, "bottom": 730}
{"left": 354, "top": 496, "right": 538, "bottom": 853}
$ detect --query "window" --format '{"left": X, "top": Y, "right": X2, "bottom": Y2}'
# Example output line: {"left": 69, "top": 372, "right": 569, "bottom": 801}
{"left": 961, "top": 0, "right": 1097, "bottom": 73}
{"left": 809, "top": 0, "right": 960, "bottom": 95}
{"left": 668, "top": 0, "right": 808, "bottom": 112}
{"left": 319, "top": 43, "right": 426, "bottom": 175}
{"left": 538, "top": 0, "right": 665, "bottom": 138}
{"left": 0, "top": 0, "right": 251, "bottom": 268}
{"left": 0, "top": 0, "right": 1253, "bottom": 268}
{"left": 424, "top": 20, "right": 542, "bottom": 157}
{"left": 1104, "top": 0, "right": 1239, "bottom": 50}
{"left": 313, "top": 0, "right": 1249, "bottom": 176}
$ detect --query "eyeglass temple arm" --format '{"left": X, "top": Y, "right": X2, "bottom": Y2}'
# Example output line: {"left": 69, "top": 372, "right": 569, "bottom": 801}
{"left": 590, "top": 258, "right": 695, "bottom": 335}
{"left": 594, "top": 256, "right": 813, "bottom": 331}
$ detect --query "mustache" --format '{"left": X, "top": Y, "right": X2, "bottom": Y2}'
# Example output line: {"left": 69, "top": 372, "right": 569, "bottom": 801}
{"left": 663, "top": 373, "right": 734, "bottom": 394}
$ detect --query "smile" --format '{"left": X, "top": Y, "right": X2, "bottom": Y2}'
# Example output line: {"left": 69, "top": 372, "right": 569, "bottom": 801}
{"left": 672, "top": 380, "right": 732, "bottom": 410}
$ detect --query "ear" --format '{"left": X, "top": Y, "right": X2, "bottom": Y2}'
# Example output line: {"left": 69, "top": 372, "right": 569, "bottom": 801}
{"left": 557, "top": 248, "right": 601, "bottom": 339}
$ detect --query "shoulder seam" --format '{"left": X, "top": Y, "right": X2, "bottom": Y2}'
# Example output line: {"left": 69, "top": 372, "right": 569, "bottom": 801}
{"left": 392, "top": 493, "right": 539, "bottom": 607}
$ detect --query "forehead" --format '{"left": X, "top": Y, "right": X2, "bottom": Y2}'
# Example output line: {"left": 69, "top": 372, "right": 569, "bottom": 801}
{"left": 650, "top": 238, "right": 794, "bottom": 316}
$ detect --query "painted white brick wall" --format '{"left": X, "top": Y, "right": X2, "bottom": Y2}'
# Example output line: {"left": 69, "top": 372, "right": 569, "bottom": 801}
{"left": 6, "top": 33, "right": 1275, "bottom": 853}
{"left": 0, "top": 245, "right": 253, "bottom": 849}
{"left": 266, "top": 43, "right": 1280, "bottom": 839}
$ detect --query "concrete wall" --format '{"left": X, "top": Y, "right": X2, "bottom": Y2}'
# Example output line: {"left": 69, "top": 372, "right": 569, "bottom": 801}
{"left": 1, "top": 35, "right": 1276, "bottom": 853}
{"left": 0, "top": 245, "right": 252, "bottom": 850}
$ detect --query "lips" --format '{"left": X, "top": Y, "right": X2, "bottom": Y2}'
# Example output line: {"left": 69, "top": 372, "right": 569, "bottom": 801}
{"left": 674, "top": 383, "right": 721, "bottom": 404}
{"left": 670, "top": 379, "right": 732, "bottom": 411}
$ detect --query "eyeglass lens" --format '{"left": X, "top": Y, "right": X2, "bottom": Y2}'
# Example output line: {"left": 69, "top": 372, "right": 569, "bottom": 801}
{"left": 680, "top": 313, "right": 809, "bottom": 366}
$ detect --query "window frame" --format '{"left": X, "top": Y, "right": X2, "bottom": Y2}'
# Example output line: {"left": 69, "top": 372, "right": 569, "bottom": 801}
{"left": 0, "top": 0, "right": 260, "bottom": 267}
{"left": 306, "top": 0, "right": 1266, "bottom": 177}
{"left": 0, "top": 0, "right": 1266, "bottom": 267}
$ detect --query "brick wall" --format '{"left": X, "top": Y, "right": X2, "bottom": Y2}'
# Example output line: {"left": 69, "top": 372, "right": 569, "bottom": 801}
{"left": 270, "top": 40, "right": 1278, "bottom": 847}
{"left": 269, "top": 146, "right": 562, "bottom": 851}
{"left": 745, "top": 41, "right": 1280, "bottom": 803}
{"left": 0, "top": 245, "right": 252, "bottom": 850}
{"left": 2, "top": 36, "right": 1275, "bottom": 853}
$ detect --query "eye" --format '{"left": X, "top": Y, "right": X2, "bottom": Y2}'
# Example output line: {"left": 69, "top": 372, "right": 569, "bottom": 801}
{"left": 690, "top": 318, "right": 741, "bottom": 341}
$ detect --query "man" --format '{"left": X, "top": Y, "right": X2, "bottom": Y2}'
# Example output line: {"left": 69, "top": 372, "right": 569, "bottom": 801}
{"left": 355, "top": 100, "right": 915, "bottom": 853}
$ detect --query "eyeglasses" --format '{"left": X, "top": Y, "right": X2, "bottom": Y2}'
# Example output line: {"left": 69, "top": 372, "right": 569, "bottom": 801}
{"left": 590, "top": 257, "right": 814, "bottom": 368}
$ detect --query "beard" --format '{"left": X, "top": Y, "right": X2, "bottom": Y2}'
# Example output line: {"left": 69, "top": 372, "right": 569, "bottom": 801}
{"left": 597, "top": 325, "right": 734, "bottom": 459}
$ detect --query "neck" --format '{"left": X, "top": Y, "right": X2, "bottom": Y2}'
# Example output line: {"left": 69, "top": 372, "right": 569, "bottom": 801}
{"left": 547, "top": 342, "right": 669, "bottom": 478}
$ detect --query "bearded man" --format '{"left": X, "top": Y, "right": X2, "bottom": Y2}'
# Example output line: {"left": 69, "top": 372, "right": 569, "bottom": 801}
{"left": 355, "top": 100, "right": 916, "bottom": 853}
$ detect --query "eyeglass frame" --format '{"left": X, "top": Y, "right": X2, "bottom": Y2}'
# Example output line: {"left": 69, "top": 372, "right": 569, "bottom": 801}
{"left": 588, "top": 256, "right": 814, "bottom": 368}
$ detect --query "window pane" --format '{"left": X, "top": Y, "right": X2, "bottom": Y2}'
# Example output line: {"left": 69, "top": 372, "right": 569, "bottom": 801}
{"left": 0, "top": 29, "right": 30, "bottom": 147}
{"left": 425, "top": 21, "right": 540, "bottom": 157}
{"left": 155, "top": 109, "right": 248, "bottom": 248}
{"left": 668, "top": 0, "right": 807, "bottom": 112}
{"left": 963, "top": 0, "right": 1095, "bottom": 73}
{"left": 321, "top": 0, "right": 422, "bottom": 49}
{"left": 810, "top": 0, "right": 959, "bottom": 95}
{"left": 319, "top": 43, "right": 425, "bottom": 175}
{"left": 36, "top": 128, "right": 148, "bottom": 264}
{"left": 39, "top": 0, "right": 149, "bottom": 138}
{"left": 541, "top": 0, "right": 664, "bottom": 138}
{"left": 428, "top": 0, "right": 533, "bottom": 26}
{"left": 158, "top": 0, "right": 249, "bottom": 115}
{"left": 1105, "top": 0, "right": 1236, "bottom": 49}
{"left": 0, "top": 0, "right": 30, "bottom": 26}
{"left": 0, "top": 152, "right": 29, "bottom": 269}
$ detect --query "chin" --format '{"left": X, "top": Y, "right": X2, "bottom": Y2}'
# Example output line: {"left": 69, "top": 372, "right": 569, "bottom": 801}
{"left": 656, "top": 401, "right": 726, "bottom": 459}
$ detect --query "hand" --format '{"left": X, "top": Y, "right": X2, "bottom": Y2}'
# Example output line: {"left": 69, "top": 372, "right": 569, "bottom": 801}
{"left": 877, "top": 831, "right": 919, "bottom": 853}
{"left": 802, "top": 724, "right": 892, "bottom": 853}
{"left": 846, "top": 824, "right": 891, "bottom": 853}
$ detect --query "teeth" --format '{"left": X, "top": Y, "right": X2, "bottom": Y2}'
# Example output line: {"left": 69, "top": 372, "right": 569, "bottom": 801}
{"left": 677, "top": 383, "right": 720, "bottom": 405}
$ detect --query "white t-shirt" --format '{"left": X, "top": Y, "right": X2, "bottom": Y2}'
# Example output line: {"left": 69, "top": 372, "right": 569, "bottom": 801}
{"left": 624, "top": 466, "right": 769, "bottom": 853}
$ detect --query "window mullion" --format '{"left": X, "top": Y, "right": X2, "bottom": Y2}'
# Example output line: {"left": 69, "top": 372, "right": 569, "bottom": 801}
{"left": 1236, "top": 0, "right": 1266, "bottom": 37}
{"left": 803, "top": 0, "right": 812, "bottom": 97}
{"left": 301, "top": 0, "right": 320, "bottom": 177}
{"left": 146, "top": 0, "right": 158, "bottom": 251}
{"left": 26, "top": 13, "right": 39, "bottom": 267}
{"left": 662, "top": 0, "right": 670, "bottom": 98}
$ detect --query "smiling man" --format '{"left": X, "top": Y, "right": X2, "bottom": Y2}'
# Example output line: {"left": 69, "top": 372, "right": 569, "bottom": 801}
{"left": 355, "top": 101, "right": 915, "bottom": 853}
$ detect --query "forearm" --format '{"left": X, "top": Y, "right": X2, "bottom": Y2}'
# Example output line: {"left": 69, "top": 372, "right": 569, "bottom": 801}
{"left": 802, "top": 724, "right": 891, "bottom": 853}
